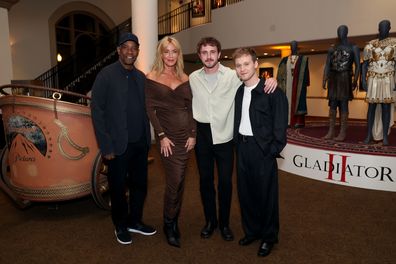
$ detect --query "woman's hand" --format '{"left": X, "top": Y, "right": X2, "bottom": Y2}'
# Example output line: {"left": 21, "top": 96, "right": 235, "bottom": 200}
{"left": 160, "top": 137, "right": 175, "bottom": 157}
{"left": 185, "top": 137, "right": 196, "bottom": 152}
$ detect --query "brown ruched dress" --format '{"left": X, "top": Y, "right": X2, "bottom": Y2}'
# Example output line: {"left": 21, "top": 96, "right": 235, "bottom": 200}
{"left": 145, "top": 79, "right": 196, "bottom": 220}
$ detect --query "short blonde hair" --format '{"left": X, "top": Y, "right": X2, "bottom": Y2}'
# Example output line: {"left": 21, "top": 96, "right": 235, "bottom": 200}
{"left": 151, "top": 36, "right": 185, "bottom": 79}
{"left": 232, "top": 47, "right": 258, "bottom": 62}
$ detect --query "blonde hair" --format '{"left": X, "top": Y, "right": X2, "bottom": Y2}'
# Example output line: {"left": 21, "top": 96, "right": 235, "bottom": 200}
{"left": 151, "top": 36, "right": 185, "bottom": 79}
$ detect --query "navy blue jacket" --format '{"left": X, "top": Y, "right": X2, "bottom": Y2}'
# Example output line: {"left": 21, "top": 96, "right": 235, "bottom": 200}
{"left": 91, "top": 60, "right": 151, "bottom": 156}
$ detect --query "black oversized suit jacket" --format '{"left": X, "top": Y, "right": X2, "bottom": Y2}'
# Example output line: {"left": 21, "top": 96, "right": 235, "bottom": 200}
{"left": 233, "top": 78, "right": 288, "bottom": 158}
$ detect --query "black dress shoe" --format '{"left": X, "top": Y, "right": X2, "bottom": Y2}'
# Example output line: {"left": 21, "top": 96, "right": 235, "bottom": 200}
{"left": 258, "top": 241, "right": 273, "bottom": 257}
{"left": 200, "top": 222, "right": 217, "bottom": 239}
{"left": 238, "top": 236, "right": 258, "bottom": 246}
{"left": 220, "top": 227, "right": 234, "bottom": 241}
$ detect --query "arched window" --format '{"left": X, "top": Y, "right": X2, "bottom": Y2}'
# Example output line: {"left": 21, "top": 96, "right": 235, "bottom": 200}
{"left": 56, "top": 12, "right": 109, "bottom": 62}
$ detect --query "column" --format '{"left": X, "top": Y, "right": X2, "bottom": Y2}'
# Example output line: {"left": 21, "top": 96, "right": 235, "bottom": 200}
{"left": 131, "top": 0, "right": 158, "bottom": 74}
{"left": 0, "top": 7, "right": 13, "bottom": 85}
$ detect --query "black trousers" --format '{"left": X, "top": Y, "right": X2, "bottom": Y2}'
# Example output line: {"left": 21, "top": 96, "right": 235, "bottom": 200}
{"left": 107, "top": 140, "right": 148, "bottom": 229}
{"left": 195, "top": 122, "right": 234, "bottom": 228}
{"left": 328, "top": 99, "right": 349, "bottom": 113}
{"left": 236, "top": 136, "right": 279, "bottom": 243}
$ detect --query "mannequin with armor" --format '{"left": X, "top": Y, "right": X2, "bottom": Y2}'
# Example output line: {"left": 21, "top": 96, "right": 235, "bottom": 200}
{"left": 322, "top": 25, "right": 360, "bottom": 141}
{"left": 362, "top": 20, "right": 396, "bottom": 146}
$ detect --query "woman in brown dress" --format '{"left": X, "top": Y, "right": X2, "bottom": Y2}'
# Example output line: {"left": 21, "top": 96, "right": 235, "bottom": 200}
{"left": 145, "top": 36, "right": 196, "bottom": 247}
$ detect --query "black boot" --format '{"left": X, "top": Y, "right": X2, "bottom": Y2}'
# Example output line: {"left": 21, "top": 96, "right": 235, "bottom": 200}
{"left": 173, "top": 217, "right": 180, "bottom": 239}
{"left": 323, "top": 109, "right": 336, "bottom": 140}
{"left": 382, "top": 103, "right": 391, "bottom": 146}
{"left": 334, "top": 112, "right": 348, "bottom": 141}
{"left": 364, "top": 104, "right": 376, "bottom": 144}
{"left": 164, "top": 218, "right": 180, "bottom": 248}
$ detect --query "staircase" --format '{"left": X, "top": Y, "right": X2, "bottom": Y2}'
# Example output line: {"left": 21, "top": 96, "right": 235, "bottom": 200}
{"left": 35, "top": 19, "right": 131, "bottom": 97}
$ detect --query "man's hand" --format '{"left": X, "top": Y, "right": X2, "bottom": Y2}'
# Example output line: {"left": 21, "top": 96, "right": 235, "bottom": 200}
{"left": 160, "top": 137, "right": 175, "bottom": 157}
{"left": 264, "top": 78, "right": 277, "bottom": 93}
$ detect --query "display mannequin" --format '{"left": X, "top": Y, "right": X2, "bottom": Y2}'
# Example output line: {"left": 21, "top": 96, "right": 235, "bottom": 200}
{"left": 277, "top": 40, "right": 310, "bottom": 128}
{"left": 362, "top": 20, "right": 396, "bottom": 146}
{"left": 322, "top": 25, "right": 360, "bottom": 141}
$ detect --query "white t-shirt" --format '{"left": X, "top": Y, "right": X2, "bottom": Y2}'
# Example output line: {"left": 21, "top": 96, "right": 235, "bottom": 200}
{"left": 238, "top": 82, "right": 259, "bottom": 136}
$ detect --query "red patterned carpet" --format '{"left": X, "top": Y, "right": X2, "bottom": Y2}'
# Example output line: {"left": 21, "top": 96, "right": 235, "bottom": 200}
{"left": 287, "top": 119, "right": 396, "bottom": 157}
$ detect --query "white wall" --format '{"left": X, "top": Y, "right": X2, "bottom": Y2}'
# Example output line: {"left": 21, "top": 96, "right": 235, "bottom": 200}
{"left": 9, "top": 0, "right": 131, "bottom": 80}
{"left": 175, "top": 0, "right": 396, "bottom": 54}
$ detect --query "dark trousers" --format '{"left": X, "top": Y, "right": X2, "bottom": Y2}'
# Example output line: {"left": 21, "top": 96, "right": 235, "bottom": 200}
{"left": 329, "top": 99, "right": 349, "bottom": 113}
{"left": 107, "top": 140, "right": 148, "bottom": 229}
{"left": 236, "top": 136, "right": 279, "bottom": 243}
{"left": 366, "top": 103, "right": 391, "bottom": 139}
{"left": 195, "top": 122, "right": 234, "bottom": 228}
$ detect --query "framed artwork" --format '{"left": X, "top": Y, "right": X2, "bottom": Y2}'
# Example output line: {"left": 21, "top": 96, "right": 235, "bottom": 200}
{"left": 192, "top": 0, "right": 205, "bottom": 17}
{"left": 211, "top": 0, "right": 226, "bottom": 9}
{"left": 259, "top": 67, "right": 274, "bottom": 80}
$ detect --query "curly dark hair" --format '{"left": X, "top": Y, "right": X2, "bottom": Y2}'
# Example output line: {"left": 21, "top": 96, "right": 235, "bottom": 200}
{"left": 196, "top": 37, "right": 222, "bottom": 54}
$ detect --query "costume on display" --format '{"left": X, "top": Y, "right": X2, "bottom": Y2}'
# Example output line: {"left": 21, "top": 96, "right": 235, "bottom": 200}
{"left": 362, "top": 20, "right": 396, "bottom": 146}
{"left": 277, "top": 41, "right": 310, "bottom": 128}
{"left": 322, "top": 25, "right": 360, "bottom": 141}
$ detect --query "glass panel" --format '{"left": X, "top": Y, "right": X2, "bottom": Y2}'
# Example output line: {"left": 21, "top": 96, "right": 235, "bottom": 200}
{"left": 57, "top": 16, "right": 70, "bottom": 28}
{"left": 56, "top": 28, "right": 71, "bottom": 44}
{"left": 74, "top": 14, "right": 95, "bottom": 32}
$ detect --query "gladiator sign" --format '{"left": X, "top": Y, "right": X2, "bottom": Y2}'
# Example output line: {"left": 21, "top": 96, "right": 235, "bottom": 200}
{"left": 278, "top": 144, "right": 395, "bottom": 192}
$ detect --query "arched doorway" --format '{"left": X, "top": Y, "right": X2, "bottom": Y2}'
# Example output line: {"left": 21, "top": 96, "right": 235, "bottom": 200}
{"left": 55, "top": 12, "right": 110, "bottom": 91}
{"left": 55, "top": 12, "right": 109, "bottom": 62}
{"left": 75, "top": 34, "right": 96, "bottom": 73}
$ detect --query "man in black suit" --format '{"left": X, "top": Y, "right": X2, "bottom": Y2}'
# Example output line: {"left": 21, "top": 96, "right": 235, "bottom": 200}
{"left": 91, "top": 32, "right": 156, "bottom": 245}
{"left": 232, "top": 47, "right": 288, "bottom": 257}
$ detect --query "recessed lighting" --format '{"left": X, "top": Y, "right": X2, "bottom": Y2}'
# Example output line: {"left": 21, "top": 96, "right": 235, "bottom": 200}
{"left": 224, "top": 55, "right": 228, "bottom": 58}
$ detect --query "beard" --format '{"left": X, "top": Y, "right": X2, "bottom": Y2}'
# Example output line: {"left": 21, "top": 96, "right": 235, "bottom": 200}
{"left": 203, "top": 59, "right": 218, "bottom": 69}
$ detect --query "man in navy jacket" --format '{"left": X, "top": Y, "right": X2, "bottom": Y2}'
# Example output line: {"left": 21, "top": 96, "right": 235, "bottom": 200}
{"left": 91, "top": 32, "right": 156, "bottom": 245}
